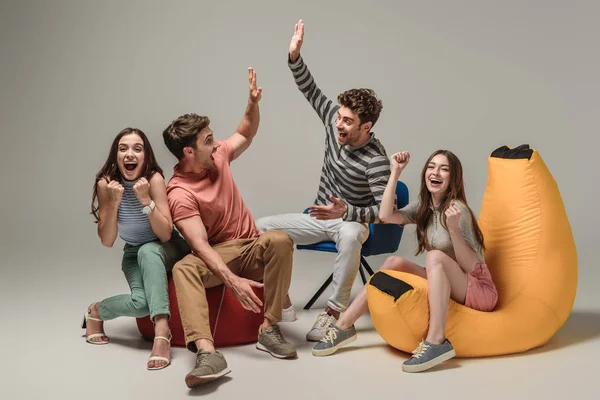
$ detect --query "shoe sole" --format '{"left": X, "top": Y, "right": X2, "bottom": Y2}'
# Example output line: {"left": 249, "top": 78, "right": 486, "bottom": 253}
{"left": 312, "top": 334, "right": 357, "bottom": 357}
{"left": 256, "top": 343, "right": 297, "bottom": 359}
{"left": 185, "top": 368, "right": 231, "bottom": 388}
{"left": 401, "top": 349, "right": 456, "bottom": 373}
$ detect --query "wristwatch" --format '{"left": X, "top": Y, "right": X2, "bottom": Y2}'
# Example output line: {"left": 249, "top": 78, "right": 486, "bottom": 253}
{"left": 141, "top": 200, "right": 155, "bottom": 215}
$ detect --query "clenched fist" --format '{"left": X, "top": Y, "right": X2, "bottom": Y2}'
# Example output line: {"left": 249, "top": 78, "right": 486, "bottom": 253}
{"left": 133, "top": 177, "right": 151, "bottom": 206}
{"left": 390, "top": 151, "right": 410, "bottom": 174}
{"left": 107, "top": 180, "right": 124, "bottom": 206}
{"left": 444, "top": 201, "right": 462, "bottom": 231}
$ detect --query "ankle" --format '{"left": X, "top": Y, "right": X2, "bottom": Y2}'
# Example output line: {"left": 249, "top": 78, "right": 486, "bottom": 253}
{"left": 260, "top": 318, "right": 275, "bottom": 332}
{"left": 196, "top": 339, "right": 215, "bottom": 353}
{"left": 153, "top": 315, "right": 170, "bottom": 335}
{"left": 425, "top": 335, "right": 445, "bottom": 345}
{"left": 90, "top": 303, "right": 102, "bottom": 319}
{"left": 325, "top": 307, "right": 340, "bottom": 320}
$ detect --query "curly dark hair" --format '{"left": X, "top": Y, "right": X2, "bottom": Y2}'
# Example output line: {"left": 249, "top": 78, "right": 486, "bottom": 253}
{"left": 163, "top": 113, "right": 211, "bottom": 160}
{"left": 337, "top": 88, "right": 383, "bottom": 127}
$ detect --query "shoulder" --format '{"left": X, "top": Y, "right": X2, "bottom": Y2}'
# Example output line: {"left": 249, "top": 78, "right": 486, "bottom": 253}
{"left": 149, "top": 171, "right": 165, "bottom": 185}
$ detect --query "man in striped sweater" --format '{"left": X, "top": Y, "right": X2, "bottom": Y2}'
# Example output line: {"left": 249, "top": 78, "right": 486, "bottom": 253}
{"left": 256, "top": 19, "right": 392, "bottom": 342}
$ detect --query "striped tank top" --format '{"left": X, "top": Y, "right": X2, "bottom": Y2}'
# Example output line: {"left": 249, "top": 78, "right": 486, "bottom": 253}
{"left": 118, "top": 178, "right": 158, "bottom": 246}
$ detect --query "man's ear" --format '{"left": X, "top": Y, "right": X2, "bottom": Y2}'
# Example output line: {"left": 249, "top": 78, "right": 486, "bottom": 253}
{"left": 362, "top": 121, "right": 373, "bottom": 133}
{"left": 184, "top": 146, "right": 194, "bottom": 157}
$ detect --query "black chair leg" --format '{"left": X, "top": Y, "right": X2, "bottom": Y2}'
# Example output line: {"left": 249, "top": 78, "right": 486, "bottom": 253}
{"left": 303, "top": 274, "right": 333, "bottom": 310}
{"left": 359, "top": 265, "right": 368, "bottom": 284}
{"left": 361, "top": 256, "right": 375, "bottom": 276}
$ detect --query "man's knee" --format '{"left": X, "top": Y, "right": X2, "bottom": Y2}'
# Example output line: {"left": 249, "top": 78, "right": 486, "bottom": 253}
{"left": 260, "top": 230, "right": 294, "bottom": 251}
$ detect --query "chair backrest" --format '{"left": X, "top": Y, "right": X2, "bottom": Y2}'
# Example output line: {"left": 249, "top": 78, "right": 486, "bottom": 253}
{"left": 361, "top": 181, "right": 409, "bottom": 257}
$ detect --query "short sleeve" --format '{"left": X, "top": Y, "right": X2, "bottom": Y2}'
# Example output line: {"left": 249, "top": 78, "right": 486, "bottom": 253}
{"left": 398, "top": 201, "right": 419, "bottom": 224}
{"left": 168, "top": 187, "right": 200, "bottom": 223}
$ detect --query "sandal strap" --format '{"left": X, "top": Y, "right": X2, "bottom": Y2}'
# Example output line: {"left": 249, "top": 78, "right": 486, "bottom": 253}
{"left": 148, "top": 356, "right": 170, "bottom": 363}
{"left": 154, "top": 335, "right": 172, "bottom": 343}
{"left": 86, "top": 316, "right": 103, "bottom": 322}
{"left": 86, "top": 333, "right": 108, "bottom": 340}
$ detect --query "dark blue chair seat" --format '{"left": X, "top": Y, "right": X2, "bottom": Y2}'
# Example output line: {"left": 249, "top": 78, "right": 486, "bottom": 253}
{"left": 297, "top": 181, "right": 410, "bottom": 309}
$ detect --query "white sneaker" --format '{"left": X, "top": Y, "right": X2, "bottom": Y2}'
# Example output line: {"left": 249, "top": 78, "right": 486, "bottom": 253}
{"left": 306, "top": 312, "right": 337, "bottom": 342}
{"left": 281, "top": 304, "right": 297, "bottom": 322}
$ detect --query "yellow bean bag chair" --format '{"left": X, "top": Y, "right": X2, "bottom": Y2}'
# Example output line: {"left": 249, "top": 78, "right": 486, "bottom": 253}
{"left": 366, "top": 144, "right": 578, "bottom": 357}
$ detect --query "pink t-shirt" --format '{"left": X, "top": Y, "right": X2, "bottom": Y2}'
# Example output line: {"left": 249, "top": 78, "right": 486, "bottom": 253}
{"left": 167, "top": 140, "right": 260, "bottom": 245}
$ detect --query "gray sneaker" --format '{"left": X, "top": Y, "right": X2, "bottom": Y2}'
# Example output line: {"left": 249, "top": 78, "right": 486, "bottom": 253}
{"left": 185, "top": 349, "right": 231, "bottom": 388}
{"left": 312, "top": 324, "right": 357, "bottom": 356}
{"left": 306, "top": 312, "right": 337, "bottom": 342}
{"left": 402, "top": 339, "right": 456, "bottom": 373}
{"left": 256, "top": 325, "right": 297, "bottom": 359}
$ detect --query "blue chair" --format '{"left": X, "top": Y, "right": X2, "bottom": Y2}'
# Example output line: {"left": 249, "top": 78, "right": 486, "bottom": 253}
{"left": 297, "top": 181, "right": 410, "bottom": 309}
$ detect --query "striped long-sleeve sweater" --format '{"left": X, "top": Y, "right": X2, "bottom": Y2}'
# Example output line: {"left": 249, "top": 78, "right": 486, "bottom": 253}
{"left": 289, "top": 55, "right": 392, "bottom": 223}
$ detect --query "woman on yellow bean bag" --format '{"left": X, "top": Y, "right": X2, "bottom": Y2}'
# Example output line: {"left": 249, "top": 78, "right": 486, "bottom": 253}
{"left": 312, "top": 148, "right": 495, "bottom": 372}
{"left": 312, "top": 145, "right": 577, "bottom": 372}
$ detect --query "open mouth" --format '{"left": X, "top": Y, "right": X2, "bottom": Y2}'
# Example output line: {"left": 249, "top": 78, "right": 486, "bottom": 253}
{"left": 429, "top": 178, "right": 442, "bottom": 187}
{"left": 124, "top": 162, "right": 137, "bottom": 172}
{"left": 338, "top": 131, "right": 348, "bottom": 139}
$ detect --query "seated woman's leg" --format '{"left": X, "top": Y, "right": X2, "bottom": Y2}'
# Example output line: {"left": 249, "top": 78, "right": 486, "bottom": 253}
{"left": 312, "top": 256, "right": 424, "bottom": 356}
{"left": 137, "top": 236, "right": 190, "bottom": 370}
{"left": 402, "top": 250, "right": 468, "bottom": 373}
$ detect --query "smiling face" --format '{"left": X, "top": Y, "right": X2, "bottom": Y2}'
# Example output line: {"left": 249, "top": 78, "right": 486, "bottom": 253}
{"left": 116, "top": 133, "right": 146, "bottom": 181}
{"left": 334, "top": 106, "right": 371, "bottom": 146}
{"left": 425, "top": 154, "right": 451, "bottom": 200}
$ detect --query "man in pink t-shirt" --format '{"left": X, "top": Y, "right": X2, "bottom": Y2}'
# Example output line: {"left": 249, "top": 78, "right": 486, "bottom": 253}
{"left": 162, "top": 69, "right": 296, "bottom": 388}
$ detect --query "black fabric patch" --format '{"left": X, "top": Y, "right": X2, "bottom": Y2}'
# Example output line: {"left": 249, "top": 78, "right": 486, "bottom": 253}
{"left": 490, "top": 144, "right": 533, "bottom": 160}
{"left": 368, "top": 271, "right": 414, "bottom": 301}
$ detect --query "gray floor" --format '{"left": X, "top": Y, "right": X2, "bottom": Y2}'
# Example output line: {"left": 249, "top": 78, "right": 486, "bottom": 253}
{"left": 3, "top": 251, "right": 599, "bottom": 400}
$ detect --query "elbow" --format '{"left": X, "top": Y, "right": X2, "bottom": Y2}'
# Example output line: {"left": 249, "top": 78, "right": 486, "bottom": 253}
{"left": 378, "top": 209, "right": 390, "bottom": 222}
{"left": 101, "top": 238, "right": 114, "bottom": 248}
{"left": 159, "top": 234, "right": 171, "bottom": 243}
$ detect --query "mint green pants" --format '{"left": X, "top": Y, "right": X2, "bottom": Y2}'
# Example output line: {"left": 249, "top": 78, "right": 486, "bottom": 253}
{"left": 98, "top": 231, "right": 190, "bottom": 321}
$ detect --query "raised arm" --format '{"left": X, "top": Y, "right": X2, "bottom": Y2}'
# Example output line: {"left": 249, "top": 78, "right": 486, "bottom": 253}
{"left": 226, "top": 67, "right": 263, "bottom": 161}
{"left": 288, "top": 19, "right": 337, "bottom": 125}
{"left": 96, "top": 178, "right": 122, "bottom": 247}
{"left": 379, "top": 152, "right": 411, "bottom": 225}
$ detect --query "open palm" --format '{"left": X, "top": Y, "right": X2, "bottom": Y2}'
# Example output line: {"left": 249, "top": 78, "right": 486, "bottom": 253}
{"left": 289, "top": 19, "right": 304, "bottom": 62}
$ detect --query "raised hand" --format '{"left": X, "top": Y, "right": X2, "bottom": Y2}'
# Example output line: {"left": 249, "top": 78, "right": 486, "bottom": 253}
{"left": 133, "top": 177, "right": 151, "bottom": 206}
{"left": 391, "top": 151, "right": 410, "bottom": 174}
{"left": 289, "top": 19, "right": 304, "bottom": 62}
{"left": 248, "top": 67, "right": 262, "bottom": 104}
{"left": 230, "top": 276, "right": 264, "bottom": 313}
{"left": 309, "top": 194, "right": 347, "bottom": 220}
{"left": 107, "top": 180, "right": 124, "bottom": 206}
{"left": 444, "top": 201, "right": 462, "bottom": 231}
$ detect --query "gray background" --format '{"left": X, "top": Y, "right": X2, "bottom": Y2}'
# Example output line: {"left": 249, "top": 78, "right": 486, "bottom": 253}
{"left": 0, "top": 1, "right": 598, "bottom": 399}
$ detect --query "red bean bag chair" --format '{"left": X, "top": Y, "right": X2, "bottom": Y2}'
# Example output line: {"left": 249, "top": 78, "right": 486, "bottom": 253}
{"left": 136, "top": 274, "right": 265, "bottom": 347}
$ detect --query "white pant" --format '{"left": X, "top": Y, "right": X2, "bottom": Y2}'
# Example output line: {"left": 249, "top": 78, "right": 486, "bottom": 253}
{"left": 255, "top": 213, "right": 369, "bottom": 312}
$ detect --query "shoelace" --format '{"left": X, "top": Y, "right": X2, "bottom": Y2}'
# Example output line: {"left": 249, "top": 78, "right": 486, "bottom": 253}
{"left": 411, "top": 340, "right": 430, "bottom": 359}
{"left": 315, "top": 313, "right": 334, "bottom": 330}
{"left": 321, "top": 326, "right": 338, "bottom": 344}
{"left": 196, "top": 351, "right": 211, "bottom": 366}
{"left": 266, "top": 325, "right": 288, "bottom": 344}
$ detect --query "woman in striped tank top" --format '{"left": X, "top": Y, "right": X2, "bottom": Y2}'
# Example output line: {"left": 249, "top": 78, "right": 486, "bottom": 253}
{"left": 81, "top": 128, "right": 190, "bottom": 370}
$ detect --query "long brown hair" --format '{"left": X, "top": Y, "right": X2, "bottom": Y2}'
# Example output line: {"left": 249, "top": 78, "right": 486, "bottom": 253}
{"left": 91, "top": 128, "right": 163, "bottom": 223}
{"left": 414, "top": 150, "right": 485, "bottom": 255}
